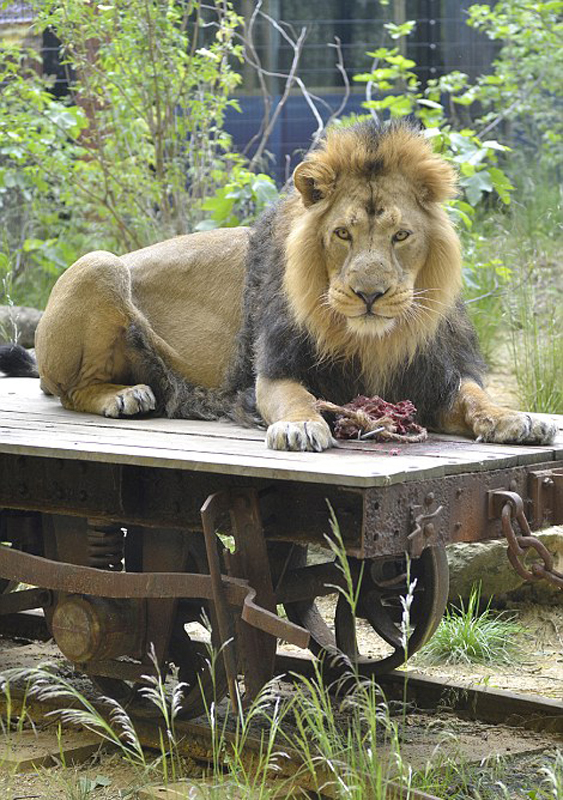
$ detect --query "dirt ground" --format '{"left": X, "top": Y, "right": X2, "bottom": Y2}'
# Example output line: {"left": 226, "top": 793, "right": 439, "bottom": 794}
{"left": 1, "top": 370, "right": 561, "bottom": 798}
{"left": 0, "top": 597, "right": 562, "bottom": 799}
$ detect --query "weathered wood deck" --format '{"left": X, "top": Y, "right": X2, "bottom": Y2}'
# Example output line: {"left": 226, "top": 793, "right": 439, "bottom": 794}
{"left": 1, "top": 377, "right": 562, "bottom": 489}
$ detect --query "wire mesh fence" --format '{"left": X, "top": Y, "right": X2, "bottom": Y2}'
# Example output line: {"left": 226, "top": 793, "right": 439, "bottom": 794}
{"left": 1, "top": 0, "right": 498, "bottom": 180}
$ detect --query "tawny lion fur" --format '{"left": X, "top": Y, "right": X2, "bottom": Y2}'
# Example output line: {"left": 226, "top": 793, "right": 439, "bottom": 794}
{"left": 3, "top": 120, "right": 553, "bottom": 451}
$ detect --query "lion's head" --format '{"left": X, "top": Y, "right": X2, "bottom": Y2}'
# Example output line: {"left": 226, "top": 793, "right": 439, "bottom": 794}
{"left": 282, "top": 120, "right": 462, "bottom": 389}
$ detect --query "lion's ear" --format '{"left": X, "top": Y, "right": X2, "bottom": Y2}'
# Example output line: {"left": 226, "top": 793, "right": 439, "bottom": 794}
{"left": 293, "top": 161, "right": 336, "bottom": 206}
{"left": 415, "top": 157, "right": 458, "bottom": 204}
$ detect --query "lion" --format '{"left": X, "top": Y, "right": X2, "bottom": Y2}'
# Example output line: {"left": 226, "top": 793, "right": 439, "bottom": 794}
{"left": 0, "top": 120, "right": 556, "bottom": 450}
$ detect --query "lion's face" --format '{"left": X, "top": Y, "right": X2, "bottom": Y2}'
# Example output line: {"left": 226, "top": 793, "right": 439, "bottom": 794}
{"left": 284, "top": 122, "right": 462, "bottom": 373}
{"left": 320, "top": 174, "right": 430, "bottom": 339}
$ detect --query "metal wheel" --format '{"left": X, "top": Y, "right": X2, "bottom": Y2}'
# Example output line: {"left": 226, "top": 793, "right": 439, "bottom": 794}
{"left": 0, "top": 511, "right": 43, "bottom": 594}
{"left": 283, "top": 544, "right": 449, "bottom": 676}
{"left": 92, "top": 534, "right": 228, "bottom": 719}
{"left": 166, "top": 536, "right": 229, "bottom": 719}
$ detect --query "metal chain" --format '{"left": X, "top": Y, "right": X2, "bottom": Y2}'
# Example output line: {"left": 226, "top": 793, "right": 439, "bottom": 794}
{"left": 498, "top": 491, "right": 563, "bottom": 590}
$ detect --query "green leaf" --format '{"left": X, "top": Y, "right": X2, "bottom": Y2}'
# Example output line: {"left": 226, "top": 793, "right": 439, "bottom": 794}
{"left": 488, "top": 167, "right": 514, "bottom": 204}
{"left": 253, "top": 178, "right": 278, "bottom": 204}
{"left": 460, "top": 171, "right": 493, "bottom": 206}
{"left": 481, "top": 139, "right": 510, "bottom": 152}
{"left": 194, "top": 219, "right": 220, "bottom": 231}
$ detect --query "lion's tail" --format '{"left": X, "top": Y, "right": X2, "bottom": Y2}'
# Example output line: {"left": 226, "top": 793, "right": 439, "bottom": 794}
{"left": 125, "top": 323, "right": 263, "bottom": 428}
{"left": 0, "top": 344, "right": 39, "bottom": 378}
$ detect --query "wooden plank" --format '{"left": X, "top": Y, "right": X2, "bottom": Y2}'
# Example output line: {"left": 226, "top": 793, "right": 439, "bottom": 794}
{"left": 0, "top": 728, "right": 102, "bottom": 772}
{"left": 2, "top": 409, "right": 559, "bottom": 468}
{"left": 0, "top": 421, "right": 560, "bottom": 489}
{"left": 0, "top": 408, "right": 561, "bottom": 480}
{"left": 3, "top": 406, "right": 561, "bottom": 466}
{"left": 1, "top": 378, "right": 562, "bottom": 487}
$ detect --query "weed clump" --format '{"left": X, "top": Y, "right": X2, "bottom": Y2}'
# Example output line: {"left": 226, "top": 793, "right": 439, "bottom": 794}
{"left": 415, "top": 585, "right": 525, "bottom": 666}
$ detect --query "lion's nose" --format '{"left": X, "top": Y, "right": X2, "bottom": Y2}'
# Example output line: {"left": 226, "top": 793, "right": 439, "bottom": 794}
{"left": 353, "top": 288, "right": 386, "bottom": 312}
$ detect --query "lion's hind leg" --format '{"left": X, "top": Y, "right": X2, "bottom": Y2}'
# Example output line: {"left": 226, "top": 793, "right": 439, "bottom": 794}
{"left": 62, "top": 383, "right": 156, "bottom": 418}
{"left": 35, "top": 250, "right": 157, "bottom": 418}
{"left": 441, "top": 380, "right": 557, "bottom": 445}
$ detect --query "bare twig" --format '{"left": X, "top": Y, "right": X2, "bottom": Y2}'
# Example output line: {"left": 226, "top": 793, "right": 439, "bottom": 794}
{"left": 325, "top": 36, "right": 351, "bottom": 125}
{"left": 238, "top": 7, "right": 354, "bottom": 171}
{"left": 246, "top": 13, "right": 308, "bottom": 170}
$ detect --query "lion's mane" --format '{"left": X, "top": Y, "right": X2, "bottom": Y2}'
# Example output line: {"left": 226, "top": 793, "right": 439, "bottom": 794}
{"left": 134, "top": 119, "right": 486, "bottom": 430}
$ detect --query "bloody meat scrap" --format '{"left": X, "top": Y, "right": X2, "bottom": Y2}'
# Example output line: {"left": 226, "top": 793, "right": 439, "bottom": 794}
{"left": 315, "top": 396, "right": 428, "bottom": 443}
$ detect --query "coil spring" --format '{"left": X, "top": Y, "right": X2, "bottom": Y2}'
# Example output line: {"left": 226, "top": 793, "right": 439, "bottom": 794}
{"left": 87, "top": 523, "right": 125, "bottom": 570}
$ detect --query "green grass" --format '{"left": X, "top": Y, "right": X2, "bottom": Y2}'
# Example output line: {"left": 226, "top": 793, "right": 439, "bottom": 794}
{"left": 508, "top": 284, "right": 563, "bottom": 414}
{"left": 415, "top": 584, "right": 525, "bottom": 666}
{"left": 463, "top": 163, "right": 562, "bottom": 412}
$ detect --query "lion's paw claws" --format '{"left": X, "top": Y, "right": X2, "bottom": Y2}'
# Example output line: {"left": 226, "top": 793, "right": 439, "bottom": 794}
{"left": 474, "top": 412, "right": 557, "bottom": 446}
{"left": 103, "top": 385, "right": 156, "bottom": 418}
{"left": 266, "top": 420, "right": 335, "bottom": 452}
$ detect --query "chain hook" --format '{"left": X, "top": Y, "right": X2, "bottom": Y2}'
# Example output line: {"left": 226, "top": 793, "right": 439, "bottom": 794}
{"left": 492, "top": 490, "right": 563, "bottom": 590}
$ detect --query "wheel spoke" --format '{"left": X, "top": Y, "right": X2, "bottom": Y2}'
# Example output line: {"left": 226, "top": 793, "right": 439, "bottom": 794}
{"left": 335, "top": 594, "right": 357, "bottom": 659}
{"left": 283, "top": 544, "right": 449, "bottom": 677}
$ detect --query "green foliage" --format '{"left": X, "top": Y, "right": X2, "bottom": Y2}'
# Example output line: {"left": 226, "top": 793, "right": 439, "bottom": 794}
{"left": 465, "top": 1, "right": 563, "bottom": 167}
{"left": 508, "top": 285, "right": 563, "bottom": 414}
{"left": 416, "top": 584, "right": 525, "bottom": 666}
{"left": 0, "top": 0, "right": 244, "bottom": 307}
{"left": 462, "top": 235, "right": 512, "bottom": 366}
{"left": 353, "top": 27, "right": 514, "bottom": 221}
{"left": 195, "top": 163, "right": 278, "bottom": 230}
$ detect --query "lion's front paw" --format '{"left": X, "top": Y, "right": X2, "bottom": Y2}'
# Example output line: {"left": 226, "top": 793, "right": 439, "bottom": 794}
{"left": 103, "top": 385, "right": 156, "bottom": 418}
{"left": 266, "top": 420, "right": 335, "bottom": 452}
{"left": 474, "top": 411, "right": 557, "bottom": 445}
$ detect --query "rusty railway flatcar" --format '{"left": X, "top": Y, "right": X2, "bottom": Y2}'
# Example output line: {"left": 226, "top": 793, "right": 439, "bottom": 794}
{"left": 1, "top": 378, "right": 562, "bottom": 716}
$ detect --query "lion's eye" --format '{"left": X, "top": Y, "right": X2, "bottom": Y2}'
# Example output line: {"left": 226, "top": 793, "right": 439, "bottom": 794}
{"left": 393, "top": 229, "right": 411, "bottom": 243}
{"left": 334, "top": 227, "right": 351, "bottom": 241}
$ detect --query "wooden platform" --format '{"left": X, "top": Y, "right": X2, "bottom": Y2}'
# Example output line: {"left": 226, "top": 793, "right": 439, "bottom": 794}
{"left": 1, "top": 377, "right": 562, "bottom": 489}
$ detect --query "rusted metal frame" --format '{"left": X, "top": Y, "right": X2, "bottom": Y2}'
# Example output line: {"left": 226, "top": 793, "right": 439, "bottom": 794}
{"left": 528, "top": 466, "right": 563, "bottom": 528}
{"left": 489, "top": 489, "right": 563, "bottom": 590}
{"left": 0, "top": 545, "right": 308, "bottom": 647}
{"left": 200, "top": 491, "right": 240, "bottom": 711}
{"left": 201, "top": 488, "right": 310, "bottom": 707}
{"left": 0, "top": 587, "right": 52, "bottom": 615}
{"left": 407, "top": 493, "right": 443, "bottom": 559}
{"left": 230, "top": 489, "right": 290, "bottom": 700}
{"left": 359, "top": 459, "right": 562, "bottom": 559}
{"left": 274, "top": 561, "right": 345, "bottom": 604}
{"left": 2, "top": 453, "right": 563, "bottom": 557}
{"left": 0, "top": 454, "right": 364, "bottom": 546}
{"left": 136, "top": 526, "right": 191, "bottom": 668}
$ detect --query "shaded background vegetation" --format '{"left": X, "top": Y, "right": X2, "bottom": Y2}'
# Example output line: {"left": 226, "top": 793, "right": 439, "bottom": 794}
{"left": 0, "top": 0, "right": 561, "bottom": 411}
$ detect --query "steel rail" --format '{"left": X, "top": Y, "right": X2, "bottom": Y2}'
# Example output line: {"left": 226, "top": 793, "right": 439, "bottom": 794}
{"left": 274, "top": 652, "right": 563, "bottom": 735}
{"left": 0, "top": 687, "right": 440, "bottom": 800}
{"left": 1, "top": 614, "right": 561, "bottom": 735}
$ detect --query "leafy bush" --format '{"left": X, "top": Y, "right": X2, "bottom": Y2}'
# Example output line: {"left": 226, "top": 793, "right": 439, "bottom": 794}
{"left": 0, "top": 0, "right": 244, "bottom": 306}
{"left": 195, "top": 164, "right": 278, "bottom": 230}
{"left": 465, "top": 1, "right": 563, "bottom": 168}
{"left": 353, "top": 26, "right": 514, "bottom": 225}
